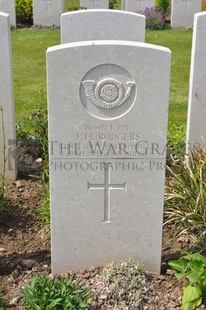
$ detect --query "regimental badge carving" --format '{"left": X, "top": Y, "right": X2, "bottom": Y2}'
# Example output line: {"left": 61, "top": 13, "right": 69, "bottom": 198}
{"left": 82, "top": 78, "right": 135, "bottom": 110}
{"left": 80, "top": 64, "right": 137, "bottom": 120}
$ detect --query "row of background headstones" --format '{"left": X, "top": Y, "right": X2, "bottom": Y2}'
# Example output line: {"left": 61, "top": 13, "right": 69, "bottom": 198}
{"left": 1, "top": 8, "right": 206, "bottom": 272}
{"left": 0, "top": 0, "right": 203, "bottom": 28}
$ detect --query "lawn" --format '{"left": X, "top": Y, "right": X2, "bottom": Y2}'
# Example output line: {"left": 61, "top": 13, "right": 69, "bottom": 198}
{"left": 146, "top": 29, "right": 192, "bottom": 126}
{"left": 11, "top": 28, "right": 192, "bottom": 130}
{"left": 12, "top": 29, "right": 60, "bottom": 124}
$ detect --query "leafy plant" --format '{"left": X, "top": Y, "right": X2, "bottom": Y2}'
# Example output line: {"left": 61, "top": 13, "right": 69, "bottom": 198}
{"left": 15, "top": 0, "right": 33, "bottom": 23}
{"left": 140, "top": 7, "right": 166, "bottom": 30}
{"left": 109, "top": 0, "right": 121, "bottom": 9}
{"left": 32, "top": 105, "right": 49, "bottom": 184}
{"left": 40, "top": 184, "right": 50, "bottom": 232}
{"left": 167, "top": 122, "right": 186, "bottom": 162}
{"left": 165, "top": 149, "right": 206, "bottom": 240}
{"left": 0, "top": 106, "right": 6, "bottom": 199}
{"left": 169, "top": 253, "right": 206, "bottom": 310}
{"left": 16, "top": 121, "right": 35, "bottom": 143}
{"left": 16, "top": 93, "right": 48, "bottom": 184}
{"left": 21, "top": 275, "right": 92, "bottom": 309}
{"left": 155, "top": 0, "right": 171, "bottom": 15}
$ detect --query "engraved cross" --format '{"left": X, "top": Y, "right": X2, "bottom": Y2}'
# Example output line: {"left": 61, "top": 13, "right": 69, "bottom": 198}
{"left": 89, "top": 0, "right": 100, "bottom": 9}
{"left": 42, "top": 0, "right": 52, "bottom": 11}
{"left": 182, "top": 0, "right": 192, "bottom": 12}
{"left": 88, "top": 163, "right": 126, "bottom": 222}
{"left": 136, "top": 0, "right": 146, "bottom": 11}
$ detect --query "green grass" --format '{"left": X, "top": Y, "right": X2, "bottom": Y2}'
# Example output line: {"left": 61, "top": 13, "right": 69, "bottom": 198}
{"left": 12, "top": 29, "right": 60, "bottom": 125}
{"left": 11, "top": 28, "right": 193, "bottom": 131}
{"left": 65, "top": 0, "right": 79, "bottom": 10}
{"left": 146, "top": 29, "right": 192, "bottom": 127}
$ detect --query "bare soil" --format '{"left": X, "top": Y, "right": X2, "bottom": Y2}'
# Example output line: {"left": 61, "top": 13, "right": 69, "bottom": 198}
{"left": 0, "top": 142, "right": 205, "bottom": 309}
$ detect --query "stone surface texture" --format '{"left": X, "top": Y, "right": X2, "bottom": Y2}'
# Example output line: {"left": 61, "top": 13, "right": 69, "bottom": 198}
{"left": 80, "top": 0, "right": 109, "bottom": 9}
{"left": 186, "top": 12, "right": 206, "bottom": 152}
{"left": 171, "top": 0, "right": 202, "bottom": 28}
{"left": 121, "top": 0, "right": 155, "bottom": 12}
{"left": 47, "top": 40, "right": 171, "bottom": 275}
{"left": 33, "top": 0, "right": 64, "bottom": 27}
{"left": 0, "top": 0, "right": 16, "bottom": 26}
{"left": 61, "top": 10, "right": 145, "bottom": 43}
{"left": 0, "top": 13, "right": 16, "bottom": 180}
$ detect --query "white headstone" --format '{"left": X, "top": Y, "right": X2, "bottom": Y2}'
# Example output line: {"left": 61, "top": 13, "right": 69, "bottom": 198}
{"left": 61, "top": 10, "right": 145, "bottom": 44}
{"left": 0, "top": 0, "right": 16, "bottom": 27}
{"left": 47, "top": 40, "right": 171, "bottom": 274}
{"left": 186, "top": 12, "right": 206, "bottom": 152}
{"left": 171, "top": 0, "right": 202, "bottom": 28}
{"left": 122, "top": 0, "right": 155, "bottom": 12}
{"left": 33, "top": 0, "right": 64, "bottom": 27}
{"left": 80, "top": 0, "right": 109, "bottom": 9}
{"left": 0, "top": 13, "right": 16, "bottom": 180}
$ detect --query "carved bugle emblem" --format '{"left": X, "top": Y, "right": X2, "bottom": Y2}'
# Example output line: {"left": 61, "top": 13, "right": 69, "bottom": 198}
{"left": 82, "top": 78, "right": 135, "bottom": 109}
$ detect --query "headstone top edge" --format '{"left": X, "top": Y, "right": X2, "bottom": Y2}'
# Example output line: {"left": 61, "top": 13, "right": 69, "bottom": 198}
{"left": 194, "top": 11, "right": 206, "bottom": 20}
{"left": 61, "top": 9, "right": 145, "bottom": 19}
{"left": 47, "top": 40, "right": 171, "bottom": 54}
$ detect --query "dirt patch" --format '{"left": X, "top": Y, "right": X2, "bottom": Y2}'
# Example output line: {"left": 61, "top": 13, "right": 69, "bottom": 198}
{"left": 0, "top": 144, "right": 205, "bottom": 309}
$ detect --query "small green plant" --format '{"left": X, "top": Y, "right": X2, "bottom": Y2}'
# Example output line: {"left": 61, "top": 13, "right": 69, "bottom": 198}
{"left": 15, "top": 0, "right": 33, "bottom": 23}
{"left": 155, "top": 0, "right": 171, "bottom": 15}
{"left": 0, "top": 106, "right": 6, "bottom": 199}
{"left": 169, "top": 253, "right": 206, "bottom": 310}
{"left": 16, "top": 92, "right": 49, "bottom": 185}
{"left": 40, "top": 184, "right": 50, "bottom": 232}
{"left": 165, "top": 149, "right": 206, "bottom": 241}
{"left": 0, "top": 106, "right": 10, "bottom": 218}
{"left": 167, "top": 122, "right": 186, "bottom": 162}
{"left": 21, "top": 275, "right": 92, "bottom": 309}
{"left": 16, "top": 121, "right": 35, "bottom": 143}
{"left": 109, "top": 0, "right": 121, "bottom": 9}
{"left": 32, "top": 105, "right": 49, "bottom": 184}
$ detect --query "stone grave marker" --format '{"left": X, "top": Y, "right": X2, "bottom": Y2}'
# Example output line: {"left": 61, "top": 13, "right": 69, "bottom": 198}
{"left": 0, "top": 12, "right": 16, "bottom": 180}
{"left": 0, "top": 0, "right": 16, "bottom": 27}
{"left": 121, "top": 0, "right": 155, "bottom": 12}
{"left": 80, "top": 0, "right": 109, "bottom": 9}
{"left": 171, "top": 0, "right": 202, "bottom": 28}
{"left": 33, "top": 0, "right": 64, "bottom": 27}
{"left": 186, "top": 12, "right": 206, "bottom": 152}
{"left": 61, "top": 10, "right": 145, "bottom": 44}
{"left": 47, "top": 40, "right": 171, "bottom": 274}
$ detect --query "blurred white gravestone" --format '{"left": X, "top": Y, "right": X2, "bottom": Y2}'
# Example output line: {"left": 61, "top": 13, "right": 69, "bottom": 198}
{"left": 33, "top": 0, "right": 64, "bottom": 27}
{"left": 47, "top": 40, "right": 171, "bottom": 274}
{"left": 61, "top": 10, "right": 145, "bottom": 43}
{"left": 171, "top": 0, "right": 201, "bottom": 28}
{"left": 186, "top": 12, "right": 206, "bottom": 152}
{"left": 80, "top": 0, "right": 109, "bottom": 9}
{"left": 0, "top": 0, "right": 16, "bottom": 27}
{"left": 0, "top": 13, "right": 17, "bottom": 180}
{"left": 121, "top": 0, "right": 155, "bottom": 12}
